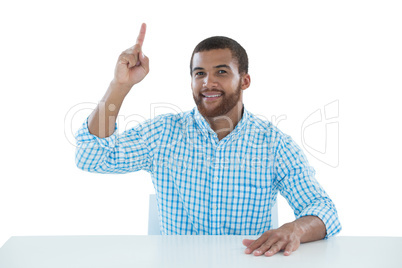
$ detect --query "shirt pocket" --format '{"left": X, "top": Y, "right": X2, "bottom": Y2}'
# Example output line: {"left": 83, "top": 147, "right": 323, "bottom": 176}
{"left": 225, "top": 185, "right": 270, "bottom": 234}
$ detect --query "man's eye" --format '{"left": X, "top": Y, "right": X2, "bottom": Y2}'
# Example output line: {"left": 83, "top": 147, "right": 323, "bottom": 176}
{"left": 218, "top": 70, "right": 227, "bottom": 74}
{"left": 195, "top": 72, "right": 205, "bottom": 76}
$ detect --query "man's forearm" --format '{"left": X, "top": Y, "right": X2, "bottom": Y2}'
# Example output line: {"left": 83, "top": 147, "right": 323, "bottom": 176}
{"left": 88, "top": 81, "right": 130, "bottom": 138}
{"left": 293, "top": 215, "right": 327, "bottom": 243}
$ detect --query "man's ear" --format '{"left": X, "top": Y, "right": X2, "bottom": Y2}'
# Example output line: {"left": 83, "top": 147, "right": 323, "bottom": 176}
{"left": 240, "top": 74, "right": 251, "bottom": 90}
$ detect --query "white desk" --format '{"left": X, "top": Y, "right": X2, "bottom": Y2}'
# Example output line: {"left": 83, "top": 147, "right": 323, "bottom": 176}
{"left": 0, "top": 235, "right": 401, "bottom": 268}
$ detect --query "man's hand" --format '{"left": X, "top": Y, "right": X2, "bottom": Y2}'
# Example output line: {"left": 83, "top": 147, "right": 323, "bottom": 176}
{"left": 243, "top": 222, "right": 301, "bottom": 257}
{"left": 242, "top": 216, "right": 326, "bottom": 257}
{"left": 113, "top": 23, "right": 150, "bottom": 94}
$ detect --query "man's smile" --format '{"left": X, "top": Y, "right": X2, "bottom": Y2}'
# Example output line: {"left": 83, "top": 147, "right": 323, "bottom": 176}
{"left": 201, "top": 91, "right": 223, "bottom": 101}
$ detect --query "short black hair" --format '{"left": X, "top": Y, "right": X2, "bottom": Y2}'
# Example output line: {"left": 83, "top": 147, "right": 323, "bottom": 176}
{"left": 190, "top": 36, "right": 248, "bottom": 75}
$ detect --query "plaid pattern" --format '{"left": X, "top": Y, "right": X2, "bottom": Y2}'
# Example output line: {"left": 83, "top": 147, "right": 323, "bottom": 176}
{"left": 75, "top": 107, "right": 341, "bottom": 238}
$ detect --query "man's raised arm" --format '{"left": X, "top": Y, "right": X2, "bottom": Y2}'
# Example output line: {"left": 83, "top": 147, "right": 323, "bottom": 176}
{"left": 88, "top": 23, "right": 149, "bottom": 138}
{"left": 75, "top": 23, "right": 156, "bottom": 174}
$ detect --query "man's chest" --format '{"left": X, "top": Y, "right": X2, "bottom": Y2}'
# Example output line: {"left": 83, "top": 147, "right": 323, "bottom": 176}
{"left": 151, "top": 128, "right": 280, "bottom": 234}
{"left": 153, "top": 133, "right": 277, "bottom": 190}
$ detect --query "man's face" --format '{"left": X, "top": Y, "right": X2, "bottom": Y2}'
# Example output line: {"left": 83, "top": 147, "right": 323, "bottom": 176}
{"left": 191, "top": 49, "right": 248, "bottom": 118}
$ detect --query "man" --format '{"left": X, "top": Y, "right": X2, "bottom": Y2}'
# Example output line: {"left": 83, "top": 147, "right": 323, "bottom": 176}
{"left": 75, "top": 23, "right": 341, "bottom": 257}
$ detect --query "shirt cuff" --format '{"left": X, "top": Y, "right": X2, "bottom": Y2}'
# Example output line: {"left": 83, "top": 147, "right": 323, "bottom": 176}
{"left": 75, "top": 117, "right": 119, "bottom": 149}
{"left": 297, "top": 204, "right": 342, "bottom": 239}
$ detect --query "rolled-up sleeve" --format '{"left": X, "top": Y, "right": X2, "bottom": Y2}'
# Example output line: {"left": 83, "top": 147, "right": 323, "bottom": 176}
{"left": 275, "top": 134, "right": 342, "bottom": 239}
{"left": 75, "top": 116, "right": 164, "bottom": 174}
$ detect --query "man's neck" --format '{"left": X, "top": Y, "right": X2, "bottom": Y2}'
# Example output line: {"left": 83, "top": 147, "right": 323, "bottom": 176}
{"left": 205, "top": 102, "right": 244, "bottom": 141}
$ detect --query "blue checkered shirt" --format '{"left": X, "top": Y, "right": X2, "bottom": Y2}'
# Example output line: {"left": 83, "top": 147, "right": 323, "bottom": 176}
{"left": 75, "top": 107, "right": 341, "bottom": 238}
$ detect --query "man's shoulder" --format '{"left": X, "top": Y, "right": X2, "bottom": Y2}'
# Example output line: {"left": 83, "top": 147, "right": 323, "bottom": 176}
{"left": 156, "top": 109, "right": 194, "bottom": 121}
{"left": 244, "top": 111, "right": 299, "bottom": 155}
{"left": 143, "top": 108, "right": 195, "bottom": 128}
{"left": 246, "top": 110, "right": 286, "bottom": 137}
{"left": 246, "top": 110, "right": 301, "bottom": 150}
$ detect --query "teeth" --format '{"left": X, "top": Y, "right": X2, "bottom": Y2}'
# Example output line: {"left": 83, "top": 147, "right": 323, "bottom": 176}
{"left": 204, "top": 94, "right": 221, "bottom": 98}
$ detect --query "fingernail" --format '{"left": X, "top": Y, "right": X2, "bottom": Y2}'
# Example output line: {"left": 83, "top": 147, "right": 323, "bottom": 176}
{"left": 245, "top": 248, "right": 251, "bottom": 254}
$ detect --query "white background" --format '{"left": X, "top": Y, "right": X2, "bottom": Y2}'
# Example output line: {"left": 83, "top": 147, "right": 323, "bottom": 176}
{"left": 0, "top": 0, "right": 401, "bottom": 247}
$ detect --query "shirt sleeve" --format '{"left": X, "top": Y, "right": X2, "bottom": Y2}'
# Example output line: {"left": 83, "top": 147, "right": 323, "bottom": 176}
{"left": 274, "top": 134, "right": 342, "bottom": 239}
{"left": 74, "top": 116, "right": 164, "bottom": 174}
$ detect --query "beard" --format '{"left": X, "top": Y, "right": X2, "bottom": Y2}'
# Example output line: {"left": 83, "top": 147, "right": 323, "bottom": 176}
{"left": 193, "top": 81, "right": 242, "bottom": 118}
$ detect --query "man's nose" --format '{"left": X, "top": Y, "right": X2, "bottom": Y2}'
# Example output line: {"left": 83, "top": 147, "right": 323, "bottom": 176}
{"left": 202, "top": 75, "right": 218, "bottom": 88}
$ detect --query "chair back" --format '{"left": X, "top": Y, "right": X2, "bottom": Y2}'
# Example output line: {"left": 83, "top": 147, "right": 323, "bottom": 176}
{"left": 148, "top": 194, "right": 161, "bottom": 235}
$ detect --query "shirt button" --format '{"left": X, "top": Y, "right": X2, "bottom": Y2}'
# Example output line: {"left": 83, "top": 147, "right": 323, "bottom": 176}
{"left": 214, "top": 177, "right": 219, "bottom": 182}
{"left": 212, "top": 204, "right": 217, "bottom": 210}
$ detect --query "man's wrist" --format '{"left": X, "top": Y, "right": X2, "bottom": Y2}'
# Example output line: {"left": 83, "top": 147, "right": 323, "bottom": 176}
{"left": 109, "top": 79, "right": 132, "bottom": 99}
{"left": 293, "top": 216, "right": 327, "bottom": 242}
{"left": 286, "top": 220, "right": 305, "bottom": 239}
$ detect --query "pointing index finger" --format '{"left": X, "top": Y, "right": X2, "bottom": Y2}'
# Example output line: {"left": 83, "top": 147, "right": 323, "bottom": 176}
{"left": 136, "top": 23, "right": 147, "bottom": 47}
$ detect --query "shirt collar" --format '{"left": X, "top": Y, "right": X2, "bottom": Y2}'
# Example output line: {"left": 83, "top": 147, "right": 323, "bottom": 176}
{"left": 192, "top": 105, "right": 250, "bottom": 138}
